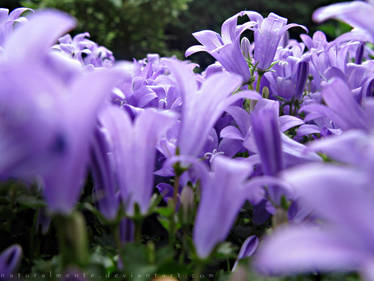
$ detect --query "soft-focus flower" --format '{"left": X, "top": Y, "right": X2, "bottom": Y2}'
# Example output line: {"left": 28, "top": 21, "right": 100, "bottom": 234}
{"left": 254, "top": 163, "right": 374, "bottom": 281}
{"left": 0, "top": 10, "right": 122, "bottom": 214}
{"left": 313, "top": 1, "right": 374, "bottom": 42}
{"left": 232, "top": 235, "right": 259, "bottom": 271}
{"left": 0, "top": 245, "right": 22, "bottom": 276}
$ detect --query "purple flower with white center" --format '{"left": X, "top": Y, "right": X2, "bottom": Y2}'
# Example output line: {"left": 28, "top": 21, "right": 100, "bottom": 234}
{"left": 254, "top": 163, "right": 374, "bottom": 281}
{"left": 0, "top": 245, "right": 22, "bottom": 276}
{"left": 248, "top": 12, "right": 307, "bottom": 71}
{"left": 193, "top": 156, "right": 253, "bottom": 258}
{"left": 100, "top": 106, "right": 176, "bottom": 215}
{"left": 185, "top": 11, "right": 256, "bottom": 82}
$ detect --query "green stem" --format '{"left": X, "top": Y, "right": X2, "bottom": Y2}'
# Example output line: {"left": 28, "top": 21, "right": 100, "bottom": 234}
{"left": 54, "top": 211, "right": 89, "bottom": 268}
{"left": 134, "top": 217, "right": 143, "bottom": 243}
{"left": 173, "top": 173, "right": 180, "bottom": 213}
{"left": 194, "top": 261, "right": 204, "bottom": 281}
{"left": 256, "top": 72, "right": 263, "bottom": 93}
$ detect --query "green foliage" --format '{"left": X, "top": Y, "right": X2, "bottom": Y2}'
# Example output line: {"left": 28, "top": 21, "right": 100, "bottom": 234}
{"left": 21, "top": 0, "right": 191, "bottom": 59}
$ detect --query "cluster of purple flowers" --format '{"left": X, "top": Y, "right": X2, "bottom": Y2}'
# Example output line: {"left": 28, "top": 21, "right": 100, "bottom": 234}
{"left": 1, "top": 0, "right": 374, "bottom": 279}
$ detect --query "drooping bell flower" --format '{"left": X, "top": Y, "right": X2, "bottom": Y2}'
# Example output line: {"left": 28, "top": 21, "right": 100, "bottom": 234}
{"left": 248, "top": 12, "right": 307, "bottom": 71}
{"left": 100, "top": 106, "right": 176, "bottom": 215}
{"left": 185, "top": 11, "right": 256, "bottom": 82}
{"left": 0, "top": 245, "right": 22, "bottom": 276}
{"left": 165, "top": 58, "right": 259, "bottom": 158}
{"left": 193, "top": 156, "right": 253, "bottom": 258}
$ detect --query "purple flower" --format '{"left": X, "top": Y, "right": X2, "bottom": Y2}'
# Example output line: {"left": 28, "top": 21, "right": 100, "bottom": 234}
{"left": 0, "top": 8, "right": 31, "bottom": 47}
{"left": 254, "top": 163, "right": 374, "bottom": 280}
{"left": 264, "top": 57, "right": 309, "bottom": 101}
{"left": 185, "top": 11, "right": 256, "bottom": 82}
{"left": 248, "top": 12, "right": 307, "bottom": 71}
{"left": 0, "top": 245, "right": 22, "bottom": 276}
{"left": 193, "top": 156, "right": 253, "bottom": 258}
{"left": 313, "top": 1, "right": 374, "bottom": 42}
{"left": 41, "top": 69, "right": 122, "bottom": 214}
{"left": 90, "top": 120, "right": 119, "bottom": 220}
{"left": 301, "top": 78, "right": 369, "bottom": 132}
{"left": 0, "top": 10, "right": 123, "bottom": 214}
{"left": 247, "top": 99, "right": 320, "bottom": 203}
{"left": 232, "top": 235, "right": 259, "bottom": 271}
{"left": 165, "top": 58, "right": 258, "bottom": 157}
{"left": 100, "top": 106, "right": 176, "bottom": 215}
{"left": 54, "top": 32, "right": 115, "bottom": 68}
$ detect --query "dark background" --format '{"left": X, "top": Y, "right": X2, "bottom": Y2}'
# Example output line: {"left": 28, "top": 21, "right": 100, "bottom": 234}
{"left": 2, "top": 0, "right": 348, "bottom": 64}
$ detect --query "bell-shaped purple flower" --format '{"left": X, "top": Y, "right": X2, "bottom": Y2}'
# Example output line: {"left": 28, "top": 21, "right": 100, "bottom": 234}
{"left": 249, "top": 12, "right": 307, "bottom": 71}
{"left": 165, "top": 58, "right": 259, "bottom": 157}
{"left": 101, "top": 106, "right": 176, "bottom": 215}
{"left": 185, "top": 11, "right": 255, "bottom": 82}
{"left": 265, "top": 58, "right": 309, "bottom": 101}
{"left": 90, "top": 121, "right": 119, "bottom": 220}
{"left": 193, "top": 156, "right": 253, "bottom": 258}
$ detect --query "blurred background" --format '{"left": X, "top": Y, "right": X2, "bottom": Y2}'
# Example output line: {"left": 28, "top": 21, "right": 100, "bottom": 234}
{"left": 3, "top": 0, "right": 348, "bottom": 64}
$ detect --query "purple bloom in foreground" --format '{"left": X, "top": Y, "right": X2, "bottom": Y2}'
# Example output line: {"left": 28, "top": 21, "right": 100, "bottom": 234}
{"left": 194, "top": 156, "right": 253, "bottom": 258}
{"left": 42, "top": 69, "right": 122, "bottom": 214}
{"left": 0, "top": 10, "right": 123, "bottom": 214}
{"left": 0, "top": 245, "right": 22, "bottom": 277}
{"left": 254, "top": 163, "right": 374, "bottom": 280}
